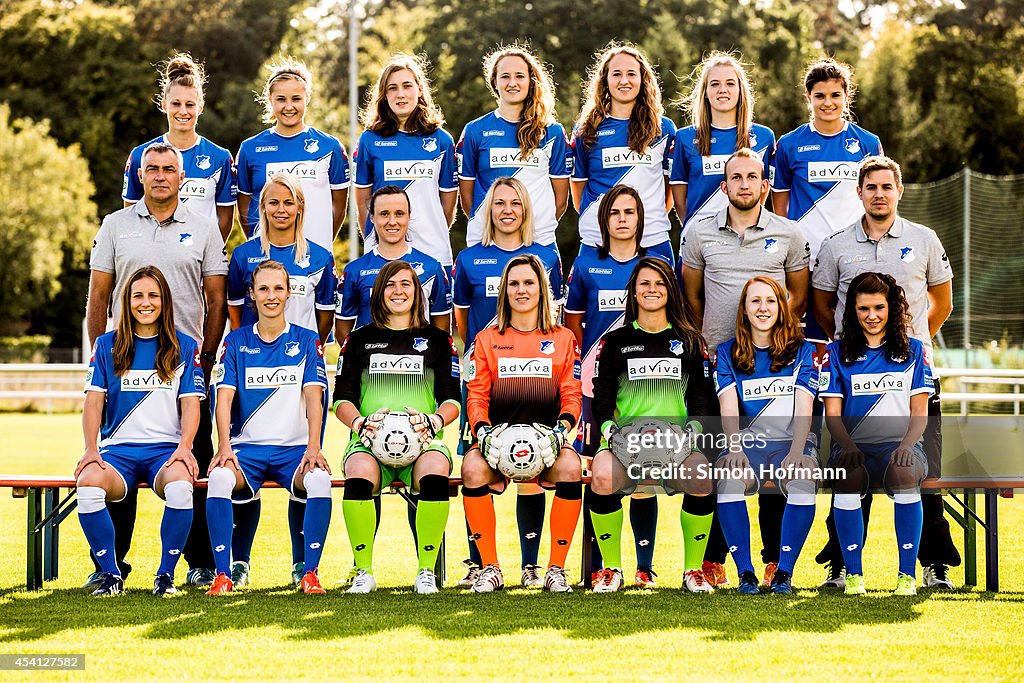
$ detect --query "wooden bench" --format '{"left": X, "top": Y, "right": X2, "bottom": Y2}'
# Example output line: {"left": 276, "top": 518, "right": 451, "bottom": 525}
{"left": 1, "top": 474, "right": 1017, "bottom": 592}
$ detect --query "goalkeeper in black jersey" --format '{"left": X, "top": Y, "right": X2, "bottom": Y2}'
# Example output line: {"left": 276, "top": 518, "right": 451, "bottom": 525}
{"left": 333, "top": 260, "right": 461, "bottom": 594}
{"left": 589, "top": 257, "right": 718, "bottom": 593}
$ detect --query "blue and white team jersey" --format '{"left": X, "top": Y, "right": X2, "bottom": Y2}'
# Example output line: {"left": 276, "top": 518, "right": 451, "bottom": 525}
{"left": 336, "top": 247, "right": 451, "bottom": 329}
{"left": 85, "top": 331, "right": 205, "bottom": 447}
{"left": 564, "top": 249, "right": 670, "bottom": 397}
{"left": 215, "top": 323, "right": 328, "bottom": 448}
{"left": 235, "top": 127, "right": 350, "bottom": 251}
{"left": 123, "top": 135, "right": 236, "bottom": 221}
{"left": 227, "top": 238, "right": 337, "bottom": 331}
{"left": 354, "top": 128, "right": 458, "bottom": 266}
{"left": 457, "top": 112, "right": 572, "bottom": 247}
{"left": 669, "top": 123, "right": 775, "bottom": 235}
{"left": 571, "top": 116, "right": 676, "bottom": 249}
{"left": 818, "top": 338, "right": 933, "bottom": 446}
{"left": 770, "top": 122, "right": 882, "bottom": 262}
{"left": 452, "top": 242, "right": 562, "bottom": 362}
{"left": 714, "top": 339, "right": 818, "bottom": 444}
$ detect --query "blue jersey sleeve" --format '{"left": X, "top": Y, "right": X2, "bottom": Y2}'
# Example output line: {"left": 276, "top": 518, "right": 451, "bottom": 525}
{"left": 669, "top": 129, "right": 688, "bottom": 184}
{"left": 328, "top": 138, "right": 350, "bottom": 188}
{"left": 236, "top": 144, "right": 253, "bottom": 195}
{"left": 337, "top": 263, "right": 359, "bottom": 320}
{"left": 439, "top": 132, "right": 459, "bottom": 190}
{"left": 315, "top": 255, "right": 338, "bottom": 310}
{"left": 227, "top": 250, "right": 247, "bottom": 306}
{"left": 303, "top": 333, "right": 328, "bottom": 388}
{"left": 354, "top": 131, "right": 374, "bottom": 187}
{"left": 452, "top": 254, "right": 471, "bottom": 307}
{"left": 570, "top": 132, "right": 589, "bottom": 180}
{"left": 457, "top": 126, "right": 477, "bottom": 180}
{"left": 216, "top": 150, "right": 237, "bottom": 205}
{"left": 85, "top": 337, "right": 111, "bottom": 393}
{"left": 122, "top": 149, "right": 144, "bottom": 202}
{"left": 714, "top": 342, "right": 737, "bottom": 395}
{"left": 564, "top": 263, "right": 586, "bottom": 313}
{"left": 770, "top": 137, "right": 791, "bottom": 191}
{"left": 178, "top": 337, "right": 206, "bottom": 398}
{"left": 760, "top": 127, "right": 777, "bottom": 183}
{"left": 794, "top": 342, "right": 818, "bottom": 397}
{"left": 661, "top": 117, "right": 677, "bottom": 174}
{"left": 910, "top": 341, "right": 934, "bottom": 395}
{"left": 219, "top": 338, "right": 239, "bottom": 390}
{"left": 818, "top": 343, "right": 845, "bottom": 398}
{"left": 546, "top": 251, "right": 563, "bottom": 301}
{"left": 429, "top": 262, "right": 453, "bottom": 315}
{"left": 549, "top": 125, "right": 571, "bottom": 177}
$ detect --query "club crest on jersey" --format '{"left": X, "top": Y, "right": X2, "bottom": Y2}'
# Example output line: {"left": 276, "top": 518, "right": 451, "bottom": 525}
{"left": 195, "top": 154, "right": 211, "bottom": 170}
{"left": 413, "top": 337, "right": 428, "bottom": 352}
{"left": 900, "top": 247, "right": 915, "bottom": 263}
{"left": 422, "top": 137, "right": 438, "bottom": 152}
{"left": 540, "top": 340, "right": 555, "bottom": 355}
{"left": 179, "top": 233, "right": 194, "bottom": 246}
{"left": 304, "top": 138, "right": 320, "bottom": 154}
{"left": 409, "top": 262, "right": 425, "bottom": 275}
{"left": 285, "top": 341, "right": 301, "bottom": 357}
{"left": 845, "top": 138, "right": 861, "bottom": 154}
{"left": 669, "top": 340, "right": 684, "bottom": 356}
{"left": 764, "top": 238, "right": 779, "bottom": 254}
{"left": 749, "top": 132, "right": 757, "bottom": 148}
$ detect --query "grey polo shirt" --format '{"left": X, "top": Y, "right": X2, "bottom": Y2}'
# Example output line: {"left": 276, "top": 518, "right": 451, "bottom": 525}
{"left": 812, "top": 215, "right": 952, "bottom": 354}
{"left": 90, "top": 200, "right": 228, "bottom": 344}
{"left": 682, "top": 206, "right": 810, "bottom": 354}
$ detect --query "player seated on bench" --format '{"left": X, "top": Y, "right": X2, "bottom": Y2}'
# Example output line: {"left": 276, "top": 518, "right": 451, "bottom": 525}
{"left": 76, "top": 266, "right": 205, "bottom": 597}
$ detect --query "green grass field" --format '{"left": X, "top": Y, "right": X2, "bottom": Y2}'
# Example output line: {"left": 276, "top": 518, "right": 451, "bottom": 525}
{"left": 1, "top": 414, "right": 1023, "bottom": 681}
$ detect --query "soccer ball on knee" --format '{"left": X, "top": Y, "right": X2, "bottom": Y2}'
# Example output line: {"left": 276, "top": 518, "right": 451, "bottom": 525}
{"left": 494, "top": 424, "right": 548, "bottom": 482}
{"left": 370, "top": 411, "right": 422, "bottom": 468}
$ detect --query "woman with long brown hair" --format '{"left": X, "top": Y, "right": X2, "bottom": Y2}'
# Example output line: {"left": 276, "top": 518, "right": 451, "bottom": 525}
{"left": 713, "top": 276, "right": 819, "bottom": 595}
{"left": 75, "top": 265, "right": 205, "bottom": 597}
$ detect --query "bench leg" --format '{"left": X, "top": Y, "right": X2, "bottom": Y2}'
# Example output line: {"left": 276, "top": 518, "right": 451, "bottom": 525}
{"left": 964, "top": 489, "right": 977, "bottom": 588}
{"left": 435, "top": 534, "right": 445, "bottom": 587}
{"left": 985, "top": 490, "right": 999, "bottom": 592}
{"left": 26, "top": 488, "right": 43, "bottom": 590}
{"left": 44, "top": 487, "right": 60, "bottom": 581}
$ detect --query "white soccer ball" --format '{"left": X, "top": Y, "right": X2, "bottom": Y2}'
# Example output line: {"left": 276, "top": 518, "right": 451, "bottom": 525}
{"left": 493, "top": 424, "right": 549, "bottom": 482}
{"left": 370, "top": 411, "right": 422, "bottom": 468}
{"left": 617, "top": 419, "right": 680, "bottom": 472}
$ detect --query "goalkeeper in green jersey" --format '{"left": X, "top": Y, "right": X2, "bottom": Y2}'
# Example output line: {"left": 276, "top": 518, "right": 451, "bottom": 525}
{"left": 588, "top": 257, "right": 718, "bottom": 593}
{"left": 333, "top": 260, "right": 462, "bottom": 594}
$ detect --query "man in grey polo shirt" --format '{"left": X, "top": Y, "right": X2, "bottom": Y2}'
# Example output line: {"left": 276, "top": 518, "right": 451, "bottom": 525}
{"left": 681, "top": 148, "right": 810, "bottom": 587}
{"left": 86, "top": 141, "right": 227, "bottom": 587}
{"left": 812, "top": 154, "right": 958, "bottom": 589}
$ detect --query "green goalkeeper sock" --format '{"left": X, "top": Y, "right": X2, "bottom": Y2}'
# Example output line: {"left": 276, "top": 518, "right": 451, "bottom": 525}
{"left": 415, "top": 499, "right": 449, "bottom": 571}
{"left": 590, "top": 507, "right": 624, "bottom": 570}
{"left": 343, "top": 498, "right": 377, "bottom": 572}
{"left": 680, "top": 507, "right": 714, "bottom": 573}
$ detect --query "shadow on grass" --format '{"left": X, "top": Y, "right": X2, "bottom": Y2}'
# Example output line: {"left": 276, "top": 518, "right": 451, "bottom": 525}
{"left": 0, "top": 584, "right": 987, "bottom": 643}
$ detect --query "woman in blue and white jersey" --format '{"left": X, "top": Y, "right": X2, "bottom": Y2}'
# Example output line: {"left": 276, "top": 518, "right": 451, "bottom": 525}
{"left": 228, "top": 173, "right": 337, "bottom": 343}
{"left": 236, "top": 59, "right": 350, "bottom": 251}
{"left": 670, "top": 52, "right": 774, "bottom": 238}
{"left": 206, "top": 260, "right": 332, "bottom": 596}
{"left": 571, "top": 43, "right": 676, "bottom": 262}
{"left": 458, "top": 44, "right": 571, "bottom": 249}
{"left": 76, "top": 265, "right": 205, "bottom": 597}
{"left": 451, "top": 176, "right": 562, "bottom": 588}
{"left": 771, "top": 57, "right": 881, "bottom": 343}
{"left": 354, "top": 54, "right": 458, "bottom": 267}
{"left": 714, "top": 276, "right": 819, "bottom": 595}
{"left": 819, "top": 272, "right": 931, "bottom": 596}
{"left": 123, "top": 53, "right": 236, "bottom": 241}
{"left": 564, "top": 184, "right": 670, "bottom": 587}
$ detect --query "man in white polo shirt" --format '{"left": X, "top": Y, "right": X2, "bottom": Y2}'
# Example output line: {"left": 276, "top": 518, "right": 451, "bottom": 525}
{"left": 85, "top": 141, "right": 228, "bottom": 587}
{"left": 812, "top": 154, "right": 958, "bottom": 589}
{"left": 681, "top": 148, "right": 810, "bottom": 588}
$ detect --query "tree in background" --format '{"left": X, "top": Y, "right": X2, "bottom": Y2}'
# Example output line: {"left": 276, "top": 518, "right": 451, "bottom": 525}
{"left": 0, "top": 105, "right": 96, "bottom": 336}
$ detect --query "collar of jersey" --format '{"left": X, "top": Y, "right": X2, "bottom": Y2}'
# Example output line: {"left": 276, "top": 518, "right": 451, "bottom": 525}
{"left": 710, "top": 124, "right": 738, "bottom": 131}
{"left": 373, "top": 246, "right": 413, "bottom": 259}
{"left": 268, "top": 127, "right": 311, "bottom": 139}
{"left": 855, "top": 216, "right": 904, "bottom": 242}
{"left": 160, "top": 133, "right": 200, "bottom": 154}
{"left": 252, "top": 321, "right": 291, "bottom": 343}
{"left": 631, "top": 321, "right": 671, "bottom": 333}
{"left": 134, "top": 200, "right": 186, "bottom": 224}
{"left": 809, "top": 121, "right": 849, "bottom": 138}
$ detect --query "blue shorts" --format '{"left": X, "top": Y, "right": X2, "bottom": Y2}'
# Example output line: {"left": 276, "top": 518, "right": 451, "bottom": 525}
{"left": 578, "top": 239, "right": 675, "bottom": 266}
{"left": 232, "top": 443, "right": 308, "bottom": 503}
{"left": 99, "top": 443, "right": 177, "bottom": 501}
{"left": 827, "top": 441, "right": 927, "bottom": 489}
{"left": 717, "top": 439, "right": 819, "bottom": 492}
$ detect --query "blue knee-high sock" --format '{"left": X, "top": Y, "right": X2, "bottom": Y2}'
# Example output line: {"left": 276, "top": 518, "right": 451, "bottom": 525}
{"left": 206, "top": 496, "right": 234, "bottom": 576}
{"left": 717, "top": 499, "right": 754, "bottom": 575}
{"left": 630, "top": 496, "right": 658, "bottom": 571}
{"left": 894, "top": 499, "right": 923, "bottom": 576}
{"left": 834, "top": 502, "right": 865, "bottom": 576}
{"left": 231, "top": 498, "right": 260, "bottom": 564}
{"left": 302, "top": 497, "right": 331, "bottom": 572}
{"left": 517, "top": 492, "right": 545, "bottom": 567}
{"left": 79, "top": 509, "right": 120, "bottom": 576}
{"left": 157, "top": 506, "right": 193, "bottom": 576}
{"left": 778, "top": 502, "right": 816, "bottom": 576}
{"left": 289, "top": 498, "right": 305, "bottom": 565}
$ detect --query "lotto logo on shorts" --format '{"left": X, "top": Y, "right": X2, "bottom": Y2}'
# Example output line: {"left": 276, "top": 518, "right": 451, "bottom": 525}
{"left": 489, "top": 148, "right": 542, "bottom": 168}
{"left": 368, "top": 354, "right": 424, "bottom": 375}
{"left": 807, "top": 161, "right": 859, "bottom": 183}
{"left": 851, "top": 372, "right": 907, "bottom": 395}
{"left": 597, "top": 289, "right": 627, "bottom": 312}
{"left": 382, "top": 160, "right": 435, "bottom": 180}
{"left": 700, "top": 154, "right": 731, "bottom": 175}
{"left": 245, "top": 366, "right": 300, "bottom": 388}
{"left": 497, "top": 358, "right": 552, "bottom": 378}
{"left": 626, "top": 357, "right": 681, "bottom": 381}
{"left": 601, "top": 147, "right": 655, "bottom": 168}
{"left": 120, "top": 370, "right": 175, "bottom": 392}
